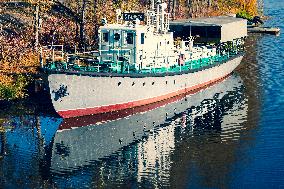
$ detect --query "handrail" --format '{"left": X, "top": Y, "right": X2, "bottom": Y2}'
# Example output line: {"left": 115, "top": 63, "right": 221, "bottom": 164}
{"left": 43, "top": 51, "right": 243, "bottom": 75}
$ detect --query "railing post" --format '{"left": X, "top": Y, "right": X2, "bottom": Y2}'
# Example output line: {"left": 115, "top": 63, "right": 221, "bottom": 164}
{"left": 40, "top": 47, "right": 43, "bottom": 68}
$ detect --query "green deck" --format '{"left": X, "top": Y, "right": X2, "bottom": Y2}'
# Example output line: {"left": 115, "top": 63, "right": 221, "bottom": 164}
{"left": 44, "top": 52, "right": 240, "bottom": 74}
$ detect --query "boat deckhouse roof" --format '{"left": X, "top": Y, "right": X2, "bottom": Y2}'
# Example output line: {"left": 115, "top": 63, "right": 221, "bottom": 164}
{"left": 170, "top": 16, "right": 247, "bottom": 43}
{"left": 170, "top": 16, "right": 246, "bottom": 26}
{"left": 100, "top": 23, "right": 147, "bottom": 31}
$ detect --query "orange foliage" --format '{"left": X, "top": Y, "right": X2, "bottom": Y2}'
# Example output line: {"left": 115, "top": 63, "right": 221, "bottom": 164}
{"left": 0, "top": 36, "right": 39, "bottom": 75}
{"left": 171, "top": 0, "right": 257, "bottom": 18}
{"left": 216, "top": 0, "right": 257, "bottom": 16}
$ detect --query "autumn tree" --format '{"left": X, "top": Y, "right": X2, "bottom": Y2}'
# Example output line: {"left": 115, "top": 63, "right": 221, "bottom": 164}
{"left": 23, "top": 0, "right": 54, "bottom": 50}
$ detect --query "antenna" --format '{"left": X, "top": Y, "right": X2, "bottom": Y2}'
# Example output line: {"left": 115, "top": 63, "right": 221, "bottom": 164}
{"left": 116, "top": 9, "right": 121, "bottom": 23}
{"left": 152, "top": 0, "right": 155, "bottom": 10}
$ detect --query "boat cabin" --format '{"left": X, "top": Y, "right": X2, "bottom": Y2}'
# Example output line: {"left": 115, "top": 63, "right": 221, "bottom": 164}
{"left": 98, "top": 3, "right": 176, "bottom": 71}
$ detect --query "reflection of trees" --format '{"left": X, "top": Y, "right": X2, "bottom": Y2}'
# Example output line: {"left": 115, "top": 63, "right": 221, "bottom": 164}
{"left": 0, "top": 115, "right": 56, "bottom": 188}
{"left": 235, "top": 33, "right": 262, "bottom": 148}
{"left": 0, "top": 121, "right": 6, "bottom": 157}
{"left": 237, "top": 34, "right": 263, "bottom": 103}
{"left": 0, "top": 118, "right": 7, "bottom": 180}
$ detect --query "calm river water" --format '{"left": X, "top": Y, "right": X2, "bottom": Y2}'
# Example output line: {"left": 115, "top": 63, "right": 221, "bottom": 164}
{"left": 0, "top": 0, "right": 283, "bottom": 188}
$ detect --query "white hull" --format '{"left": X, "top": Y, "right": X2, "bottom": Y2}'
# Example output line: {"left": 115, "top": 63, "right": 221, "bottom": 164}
{"left": 48, "top": 55, "right": 243, "bottom": 118}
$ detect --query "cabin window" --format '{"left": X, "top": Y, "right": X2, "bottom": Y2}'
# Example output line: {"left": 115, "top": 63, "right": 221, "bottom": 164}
{"left": 114, "top": 33, "right": 120, "bottom": 41}
{"left": 126, "top": 33, "right": 134, "bottom": 44}
{"left": 141, "top": 33, "right": 145, "bottom": 44}
{"left": 103, "top": 32, "right": 109, "bottom": 42}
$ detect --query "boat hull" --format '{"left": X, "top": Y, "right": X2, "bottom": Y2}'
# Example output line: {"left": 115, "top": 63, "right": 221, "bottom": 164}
{"left": 47, "top": 55, "right": 243, "bottom": 118}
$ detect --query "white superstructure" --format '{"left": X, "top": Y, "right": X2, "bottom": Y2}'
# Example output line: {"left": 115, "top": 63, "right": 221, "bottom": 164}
{"left": 99, "top": 2, "right": 178, "bottom": 71}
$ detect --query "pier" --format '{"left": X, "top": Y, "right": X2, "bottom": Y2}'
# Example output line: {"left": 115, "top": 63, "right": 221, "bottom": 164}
{"left": 247, "top": 26, "right": 280, "bottom": 35}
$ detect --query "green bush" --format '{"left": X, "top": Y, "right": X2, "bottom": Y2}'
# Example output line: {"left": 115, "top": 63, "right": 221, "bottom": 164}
{"left": 0, "top": 75, "right": 29, "bottom": 100}
{"left": 0, "top": 85, "right": 17, "bottom": 100}
{"left": 236, "top": 10, "right": 253, "bottom": 20}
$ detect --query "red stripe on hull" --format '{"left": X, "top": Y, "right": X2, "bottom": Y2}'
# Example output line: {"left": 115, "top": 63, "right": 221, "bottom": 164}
{"left": 58, "top": 74, "right": 230, "bottom": 118}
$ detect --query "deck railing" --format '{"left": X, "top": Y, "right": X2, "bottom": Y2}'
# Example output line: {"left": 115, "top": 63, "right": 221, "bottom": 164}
{"left": 44, "top": 50, "right": 241, "bottom": 74}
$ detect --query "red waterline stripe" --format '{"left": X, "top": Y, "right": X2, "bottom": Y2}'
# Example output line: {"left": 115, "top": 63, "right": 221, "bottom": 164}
{"left": 58, "top": 74, "right": 230, "bottom": 118}
{"left": 60, "top": 75, "right": 230, "bottom": 129}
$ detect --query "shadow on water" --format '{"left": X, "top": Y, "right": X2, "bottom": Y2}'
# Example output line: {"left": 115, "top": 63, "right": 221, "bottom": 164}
{"left": 0, "top": 92, "right": 59, "bottom": 118}
{"left": 0, "top": 69, "right": 259, "bottom": 188}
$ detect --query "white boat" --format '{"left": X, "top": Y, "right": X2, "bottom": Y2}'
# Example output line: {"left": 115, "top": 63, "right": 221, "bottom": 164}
{"left": 43, "top": 1, "right": 246, "bottom": 118}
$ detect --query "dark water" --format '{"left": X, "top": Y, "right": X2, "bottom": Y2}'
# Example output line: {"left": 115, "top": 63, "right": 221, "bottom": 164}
{"left": 1, "top": 0, "right": 284, "bottom": 188}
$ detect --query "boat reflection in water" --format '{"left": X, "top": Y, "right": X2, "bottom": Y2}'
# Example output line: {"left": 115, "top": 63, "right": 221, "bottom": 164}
{"left": 50, "top": 73, "right": 247, "bottom": 188}
{"left": 0, "top": 73, "right": 247, "bottom": 188}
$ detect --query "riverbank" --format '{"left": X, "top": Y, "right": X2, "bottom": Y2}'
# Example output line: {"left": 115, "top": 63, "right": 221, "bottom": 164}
{"left": 0, "top": 91, "right": 58, "bottom": 118}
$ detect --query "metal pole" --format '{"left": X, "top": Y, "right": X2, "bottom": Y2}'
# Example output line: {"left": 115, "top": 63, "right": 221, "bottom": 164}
{"left": 190, "top": 22, "right": 192, "bottom": 37}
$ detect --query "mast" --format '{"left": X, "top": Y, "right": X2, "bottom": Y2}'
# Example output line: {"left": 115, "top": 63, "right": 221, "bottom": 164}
{"left": 148, "top": 1, "right": 170, "bottom": 33}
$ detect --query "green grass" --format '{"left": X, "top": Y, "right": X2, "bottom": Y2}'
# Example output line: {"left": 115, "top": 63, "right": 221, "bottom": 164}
{"left": 0, "top": 75, "right": 29, "bottom": 100}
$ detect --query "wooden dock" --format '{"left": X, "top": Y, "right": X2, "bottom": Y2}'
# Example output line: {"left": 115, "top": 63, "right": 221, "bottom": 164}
{"left": 248, "top": 26, "right": 280, "bottom": 35}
